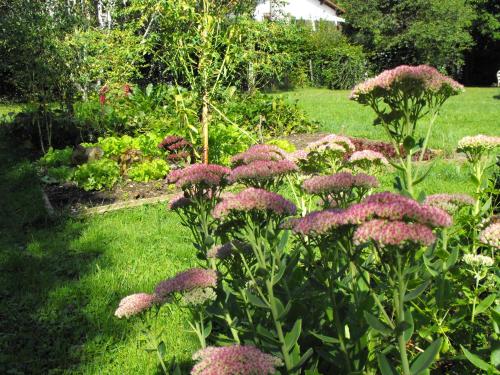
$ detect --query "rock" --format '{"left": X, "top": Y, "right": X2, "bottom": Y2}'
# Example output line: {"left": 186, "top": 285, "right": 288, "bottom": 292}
{"left": 71, "top": 145, "right": 104, "bottom": 165}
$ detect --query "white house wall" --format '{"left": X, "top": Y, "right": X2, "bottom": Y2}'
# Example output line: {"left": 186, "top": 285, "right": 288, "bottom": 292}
{"left": 255, "top": 0, "right": 345, "bottom": 24}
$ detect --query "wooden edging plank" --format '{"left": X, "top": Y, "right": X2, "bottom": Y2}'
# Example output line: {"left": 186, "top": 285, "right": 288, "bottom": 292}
{"left": 72, "top": 193, "right": 176, "bottom": 217}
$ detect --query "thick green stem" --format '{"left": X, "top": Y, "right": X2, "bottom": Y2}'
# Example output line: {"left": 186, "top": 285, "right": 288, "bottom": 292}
{"left": 330, "top": 283, "right": 352, "bottom": 373}
{"left": 471, "top": 276, "right": 480, "bottom": 323}
{"left": 267, "top": 279, "right": 293, "bottom": 372}
{"left": 396, "top": 255, "right": 411, "bottom": 375}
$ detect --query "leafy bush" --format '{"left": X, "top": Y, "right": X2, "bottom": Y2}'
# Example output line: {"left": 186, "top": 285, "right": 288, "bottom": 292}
{"left": 73, "top": 158, "right": 120, "bottom": 191}
{"left": 96, "top": 133, "right": 165, "bottom": 158}
{"left": 127, "top": 159, "right": 169, "bottom": 182}
{"left": 308, "top": 23, "right": 368, "bottom": 89}
{"left": 266, "top": 139, "right": 296, "bottom": 153}
{"left": 223, "top": 92, "right": 318, "bottom": 138}
{"left": 44, "top": 166, "right": 74, "bottom": 184}
{"left": 38, "top": 147, "right": 73, "bottom": 167}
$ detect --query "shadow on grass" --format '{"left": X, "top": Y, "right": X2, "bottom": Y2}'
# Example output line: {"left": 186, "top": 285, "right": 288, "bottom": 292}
{"left": 0, "top": 136, "right": 124, "bottom": 373}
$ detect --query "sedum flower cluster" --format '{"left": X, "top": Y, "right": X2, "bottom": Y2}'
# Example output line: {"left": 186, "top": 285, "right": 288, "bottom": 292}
{"left": 350, "top": 65, "right": 464, "bottom": 102}
{"left": 305, "top": 134, "right": 355, "bottom": 154}
{"left": 463, "top": 253, "right": 495, "bottom": 268}
{"left": 348, "top": 150, "right": 389, "bottom": 170}
{"left": 114, "top": 268, "right": 219, "bottom": 318}
{"left": 424, "top": 193, "right": 475, "bottom": 214}
{"left": 168, "top": 164, "right": 231, "bottom": 191}
{"left": 229, "top": 160, "right": 297, "bottom": 187}
{"left": 191, "top": 345, "right": 283, "bottom": 375}
{"left": 457, "top": 135, "right": 500, "bottom": 163}
{"left": 114, "top": 293, "right": 158, "bottom": 319}
{"left": 155, "top": 268, "right": 218, "bottom": 300}
{"left": 303, "top": 172, "right": 379, "bottom": 195}
{"left": 231, "top": 144, "right": 288, "bottom": 166}
{"left": 288, "top": 192, "right": 451, "bottom": 248}
{"left": 212, "top": 188, "right": 296, "bottom": 220}
{"left": 479, "top": 222, "right": 500, "bottom": 249}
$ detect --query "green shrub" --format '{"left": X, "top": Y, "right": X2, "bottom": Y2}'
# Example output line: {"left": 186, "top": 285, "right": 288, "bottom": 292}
{"left": 266, "top": 139, "right": 296, "bottom": 153}
{"left": 97, "top": 133, "right": 165, "bottom": 158}
{"left": 223, "top": 92, "right": 318, "bottom": 138}
{"left": 38, "top": 147, "right": 73, "bottom": 167}
{"left": 44, "top": 166, "right": 74, "bottom": 184}
{"left": 73, "top": 158, "right": 120, "bottom": 191}
{"left": 127, "top": 159, "right": 169, "bottom": 182}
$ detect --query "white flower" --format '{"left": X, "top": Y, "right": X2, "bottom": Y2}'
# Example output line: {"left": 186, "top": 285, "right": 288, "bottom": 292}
{"left": 457, "top": 135, "right": 500, "bottom": 154}
{"left": 463, "top": 253, "right": 495, "bottom": 268}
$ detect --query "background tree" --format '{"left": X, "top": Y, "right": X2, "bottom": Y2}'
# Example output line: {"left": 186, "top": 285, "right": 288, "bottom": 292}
{"left": 463, "top": 0, "right": 500, "bottom": 85}
{"left": 341, "top": 0, "right": 474, "bottom": 76}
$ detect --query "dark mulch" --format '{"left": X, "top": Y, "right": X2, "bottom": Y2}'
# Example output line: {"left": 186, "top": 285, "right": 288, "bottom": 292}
{"left": 44, "top": 179, "right": 173, "bottom": 211}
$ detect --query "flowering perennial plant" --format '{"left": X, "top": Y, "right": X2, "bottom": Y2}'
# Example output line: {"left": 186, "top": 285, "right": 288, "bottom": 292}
{"left": 463, "top": 253, "right": 495, "bottom": 268}
{"left": 229, "top": 160, "right": 297, "bottom": 190}
{"left": 303, "top": 172, "right": 379, "bottom": 208}
{"left": 114, "top": 293, "right": 158, "bottom": 319}
{"left": 230, "top": 144, "right": 288, "bottom": 167}
{"left": 154, "top": 268, "right": 218, "bottom": 300}
{"left": 191, "top": 345, "right": 283, "bottom": 375}
{"left": 424, "top": 193, "right": 475, "bottom": 214}
{"left": 348, "top": 150, "right": 389, "bottom": 171}
{"left": 168, "top": 164, "right": 230, "bottom": 191}
{"left": 353, "top": 219, "right": 436, "bottom": 248}
{"left": 479, "top": 223, "right": 500, "bottom": 249}
{"left": 350, "top": 65, "right": 463, "bottom": 102}
{"left": 212, "top": 188, "right": 296, "bottom": 220}
{"left": 350, "top": 65, "right": 463, "bottom": 197}
{"left": 298, "top": 134, "right": 356, "bottom": 173}
{"left": 457, "top": 135, "right": 500, "bottom": 164}
{"left": 305, "top": 134, "right": 355, "bottom": 154}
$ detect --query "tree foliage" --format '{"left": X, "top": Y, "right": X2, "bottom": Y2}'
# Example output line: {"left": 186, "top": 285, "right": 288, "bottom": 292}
{"left": 341, "top": 0, "right": 475, "bottom": 75}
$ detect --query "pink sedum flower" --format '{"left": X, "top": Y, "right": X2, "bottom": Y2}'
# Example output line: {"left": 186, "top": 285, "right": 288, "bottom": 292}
{"left": 191, "top": 345, "right": 283, "bottom": 375}
{"left": 212, "top": 188, "right": 296, "bottom": 219}
{"left": 168, "top": 194, "right": 192, "bottom": 210}
{"left": 424, "top": 193, "right": 475, "bottom": 214}
{"left": 286, "top": 209, "right": 351, "bottom": 236}
{"left": 348, "top": 194, "right": 452, "bottom": 228}
{"left": 353, "top": 219, "right": 436, "bottom": 248}
{"left": 229, "top": 160, "right": 298, "bottom": 185}
{"left": 154, "top": 268, "right": 218, "bottom": 299}
{"left": 114, "top": 293, "right": 157, "bottom": 318}
{"left": 305, "top": 134, "right": 355, "bottom": 154}
{"left": 480, "top": 222, "right": 500, "bottom": 249}
{"left": 348, "top": 150, "right": 389, "bottom": 166}
{"left": 350, "top": 65, "right": 464, "bottom": 101}
{"left": 231, "top": 144, "right": 288, "bottom": 166}
{"left": 303, "top": 172, "right": 379, "bottom": 195}
{"left": 168, "top": 164, "right": 231, "bottom": 189}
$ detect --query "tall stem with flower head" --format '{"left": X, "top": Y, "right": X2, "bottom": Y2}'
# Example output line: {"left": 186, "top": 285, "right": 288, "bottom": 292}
{"left": 351, "top": 65, "right": 464, "bottom": 198}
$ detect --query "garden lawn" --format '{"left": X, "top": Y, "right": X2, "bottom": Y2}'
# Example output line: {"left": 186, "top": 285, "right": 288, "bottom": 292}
{"left": 281, "top": 87, "right": 500, "bottom": 154}
{"left": 0, "top": 139, "right": 198, "bottom": 374}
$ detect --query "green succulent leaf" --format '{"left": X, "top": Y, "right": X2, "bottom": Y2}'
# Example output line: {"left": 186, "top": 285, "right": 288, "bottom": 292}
{"left": 364, "top": 311, "right": 392, "bottom": 336}
{"left": 377, "top": 353, "right": 398, "bottom": 375}
{"left": 410, "top": 338, "right": 442, "bottom": 375}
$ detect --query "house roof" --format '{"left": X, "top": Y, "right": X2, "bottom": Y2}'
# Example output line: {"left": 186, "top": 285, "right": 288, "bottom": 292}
{"left": 320, "top": 0, "right": 345, "bottom": 14}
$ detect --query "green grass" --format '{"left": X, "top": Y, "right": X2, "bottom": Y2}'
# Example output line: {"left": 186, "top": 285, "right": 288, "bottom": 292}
{"left": 282, "top": 87, "right": 500, "bottom": 154}
{"left": 0, "top": 138, "right": 198, "bottom": 374}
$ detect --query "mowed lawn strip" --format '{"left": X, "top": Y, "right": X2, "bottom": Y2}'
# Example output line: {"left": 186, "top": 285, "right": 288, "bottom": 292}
{"left": 281, "top": 87, "right": 500, "bottom": 154}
